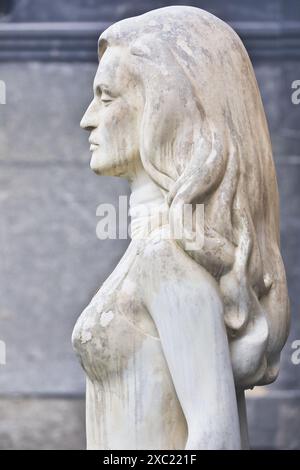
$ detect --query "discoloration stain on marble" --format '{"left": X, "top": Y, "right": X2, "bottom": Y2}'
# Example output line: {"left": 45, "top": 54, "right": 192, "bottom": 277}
{"left": 100, "top": 310, "right": 114, "bottom": 327}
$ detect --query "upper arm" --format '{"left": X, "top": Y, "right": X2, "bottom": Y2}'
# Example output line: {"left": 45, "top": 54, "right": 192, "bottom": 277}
{"left": 137, "top": 238, "right": 239, "bottom": 446}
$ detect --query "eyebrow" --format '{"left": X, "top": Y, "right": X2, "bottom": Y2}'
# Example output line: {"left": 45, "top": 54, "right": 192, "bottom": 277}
{"left": 93, "top": 82, "right": 111, "bottom": 96}
{"left": 99, "top": 82, "right": 110, "bottom": 90}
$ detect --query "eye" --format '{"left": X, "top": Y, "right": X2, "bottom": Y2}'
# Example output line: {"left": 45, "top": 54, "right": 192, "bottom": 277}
{"left": 101, "top": 91, "right": 113, "bottom": 105}
{"left": 96, "top": 86, "right": 114, "bottom": 105}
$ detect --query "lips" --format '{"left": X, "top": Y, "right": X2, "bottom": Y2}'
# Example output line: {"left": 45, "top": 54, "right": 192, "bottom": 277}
{"left": 89, "top": 143, "right": 99, "bottom": 151}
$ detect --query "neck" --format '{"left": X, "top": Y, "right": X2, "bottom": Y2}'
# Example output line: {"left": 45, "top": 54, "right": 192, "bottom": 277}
{"left": 129, "top": 168, "right": 168, "bottom": 240}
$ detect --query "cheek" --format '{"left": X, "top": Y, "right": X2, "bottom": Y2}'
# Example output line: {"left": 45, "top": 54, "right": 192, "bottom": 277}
{"left": 97, "top": 103, "right": 139, "bottom": 159}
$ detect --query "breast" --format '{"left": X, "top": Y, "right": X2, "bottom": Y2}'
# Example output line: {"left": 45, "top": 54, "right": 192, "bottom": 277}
{"left": 72, "top": 273, "right": 188, "bottom": 449}
{"left": 72, "top": 279, "right": 159, "bottom": 383}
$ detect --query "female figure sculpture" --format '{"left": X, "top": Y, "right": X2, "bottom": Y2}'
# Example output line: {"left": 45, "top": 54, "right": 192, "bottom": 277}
{"left": 72, "top": 6, "right": 290, "bottom": 450}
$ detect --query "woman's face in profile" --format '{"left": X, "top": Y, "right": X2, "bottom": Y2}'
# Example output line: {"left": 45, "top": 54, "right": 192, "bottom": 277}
{"left": 80, "top": 46, "right": 143, "bottom": 177}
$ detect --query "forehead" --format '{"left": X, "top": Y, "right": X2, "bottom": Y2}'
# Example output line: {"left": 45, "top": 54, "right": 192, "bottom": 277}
{"left": 94, "top": 47, "right": 129, "bottom": 88}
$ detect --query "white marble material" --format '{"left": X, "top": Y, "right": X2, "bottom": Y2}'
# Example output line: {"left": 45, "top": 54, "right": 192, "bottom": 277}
{"left": 72, "top": 6, "right": 290, "bottom": 450}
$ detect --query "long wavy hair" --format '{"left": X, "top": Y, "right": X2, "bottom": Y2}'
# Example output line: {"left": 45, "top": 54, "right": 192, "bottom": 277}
{"left": 99, "top": 6, "right": 290, "bottom": 389}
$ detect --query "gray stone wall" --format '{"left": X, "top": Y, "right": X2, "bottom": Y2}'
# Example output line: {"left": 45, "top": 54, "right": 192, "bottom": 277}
{"left": 0, "top": 0, "right": 299, "bottom": 449}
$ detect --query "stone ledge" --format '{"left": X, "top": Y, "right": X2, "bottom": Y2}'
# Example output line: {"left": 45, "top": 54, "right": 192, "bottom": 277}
{"left": 0, "top": 394, "right": 299, "bottom": 449}
{"left": 246, "top": 391, "right": 300, "bottom": 450}
{"left": 0, "top": 21, "right": 300, "bottom": 61}
{"left": 0, "top": 397, "right": 85, "bottom": 450}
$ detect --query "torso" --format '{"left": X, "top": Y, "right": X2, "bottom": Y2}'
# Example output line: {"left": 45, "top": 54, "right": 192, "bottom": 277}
{"left": 72, "top": 239, "right": 187, "bottom": 449}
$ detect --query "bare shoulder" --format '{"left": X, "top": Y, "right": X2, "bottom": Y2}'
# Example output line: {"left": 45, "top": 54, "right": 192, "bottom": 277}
{"left": 134, "top": 228, "right": 214, "bottom": 287}
{"left": 132, "top": 228, "right": 222, "bottom": 318}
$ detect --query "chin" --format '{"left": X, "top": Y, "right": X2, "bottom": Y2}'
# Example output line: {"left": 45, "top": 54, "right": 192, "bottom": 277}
{"left": 90, "top": 153, "right": 119, "bottom": 176}
{"left": 90, "top": 158, "right": 102, "bottom": 174}
{"left": 90, "top": 153, "right": 107, "bottom": 175}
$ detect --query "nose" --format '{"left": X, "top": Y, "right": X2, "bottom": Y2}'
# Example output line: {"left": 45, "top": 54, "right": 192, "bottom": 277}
{"left": 80, "top": 99, "right": 99, "bottom": 131}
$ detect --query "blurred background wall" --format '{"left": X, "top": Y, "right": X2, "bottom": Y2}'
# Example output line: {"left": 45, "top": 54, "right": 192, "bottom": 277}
{"left": 0, "top": 0, "right": 299, "bottom": 450}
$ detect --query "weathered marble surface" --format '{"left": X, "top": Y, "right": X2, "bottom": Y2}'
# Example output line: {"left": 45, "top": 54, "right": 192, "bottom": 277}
{"left": 73, "top": 6, "right": 289, "bottom": 449}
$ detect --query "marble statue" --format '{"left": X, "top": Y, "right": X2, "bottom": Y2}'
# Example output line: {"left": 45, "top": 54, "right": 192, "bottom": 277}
{"left": 72, "top": 6, "right": 290, "bottom": 450}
